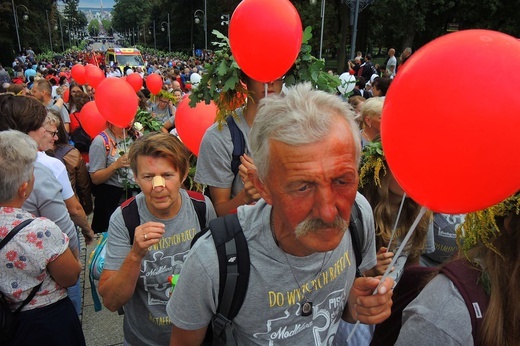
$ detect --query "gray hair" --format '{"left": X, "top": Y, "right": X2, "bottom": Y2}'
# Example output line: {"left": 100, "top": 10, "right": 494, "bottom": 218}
{"left": 250, "top": 82, "right": 361, "bottom": 181}
{"left": 360, "top": 97, "right": 384, "bottom": 124}
{"left": 0, "top": 130, "right": 37, "bottom": 203}
{"left": 45, "top": 110, "right": 61, "bottom": 127}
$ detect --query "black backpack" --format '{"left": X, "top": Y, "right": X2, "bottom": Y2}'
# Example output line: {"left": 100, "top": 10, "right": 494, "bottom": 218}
{"left": 226, "top": 116, "right": 245, "bottom": 178}
{"left": 70, "top": 112, "right": 92, "bottom": 153}
{"left": 191, "top": 201, "right": 365, "bottom": 345}
{"left": 0, "top": 219, "right": 42, "bottom": 344}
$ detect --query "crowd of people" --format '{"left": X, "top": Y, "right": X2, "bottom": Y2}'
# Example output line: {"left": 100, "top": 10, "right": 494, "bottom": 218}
{"left": 0, "top": 43, "right": 517, "bottom": 346}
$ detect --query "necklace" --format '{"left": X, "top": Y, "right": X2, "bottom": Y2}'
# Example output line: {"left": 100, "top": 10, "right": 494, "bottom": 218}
{"left": 270, "top": 212, "right": 329, "bottom": 317}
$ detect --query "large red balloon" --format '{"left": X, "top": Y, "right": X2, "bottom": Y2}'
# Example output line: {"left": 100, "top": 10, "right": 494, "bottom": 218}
{"left": 126, "top": 73, "right": 143, "bottom": 93}
{"left": 381, "top": 30, "right": 520, "bottom": 214}
{"left": 85, "top": 66, "right": 105, "bottom": 88}
{"left": 229, "top": 0, "right": 302, "bottom": 83}
{"left": 71, "top": 64, "right": 86, "bottom": 85}
{"left": 146, "top": 73, "right": 163, "bottom": 95}
{"left": 80, "top": 101, "right": 107, "bottom": 138}
{"left": 95, "top": 78, "right": 138, "bottom": 128}
{"left": 175, "top": 98, "right": 217, "bottom": 156}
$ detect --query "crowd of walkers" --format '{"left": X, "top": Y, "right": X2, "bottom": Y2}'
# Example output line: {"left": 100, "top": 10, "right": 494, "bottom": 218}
{"left": 0, "top": 45, "right": 518, "bottom": 346}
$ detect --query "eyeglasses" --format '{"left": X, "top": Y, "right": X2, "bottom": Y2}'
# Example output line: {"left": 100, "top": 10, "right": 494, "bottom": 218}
{"left": 45, "top": 129, "right": 59, "bottom": 137}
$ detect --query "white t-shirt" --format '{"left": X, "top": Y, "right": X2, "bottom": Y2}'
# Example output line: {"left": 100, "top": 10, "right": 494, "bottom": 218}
{"left": 37, "top": 151, "right": 75, "bottom": 200}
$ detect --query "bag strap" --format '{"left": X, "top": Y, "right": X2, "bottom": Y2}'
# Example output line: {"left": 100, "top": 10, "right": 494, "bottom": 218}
{"left": 226, "top": 116, "right": 245, "bottom": 178}
{"left": 208, "top": 214, "right": 250, "bottom": 344}
{"left": 0, "top": 219, "right": 35, "bottom": 250}
{"left": 72, "top": 112, "right": 84, "bottom": 129}
{"left": 349, "top": 201, "right": 364, "bottom": 277}
{"left": 439, "top": 259, "right": 489, "bottom": 344}
{"left": 99, "top": 131, "right": 112, "bottom": 154}
{"left": 123, "top": 191, "right": 208, "bottom": 245}
{"left": 0, "top": 219, "right": 42, "bottom": 313}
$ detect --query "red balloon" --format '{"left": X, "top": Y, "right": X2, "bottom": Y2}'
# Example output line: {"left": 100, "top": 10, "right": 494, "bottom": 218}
{"left": 175, "top": 98, "right": 217, "bottom": 156}
{"left": 126, "top": 73, "right": 143, "bottom": 93}
{"left": 85, "top": 64, "right": 97, "bottom": 75}
{"left": 71, "top": 64, "right": 86, "bottom": 85}
{"left": 95, "top": 78, "right": 138, "bottom": 128}
{"left": 85, "top": 66, "right": 105, "bottom": 88}
{"left": 229, "top": 0, "right": 302, "bottom": 83}
{"left": 80, "top": 101, "right": 107, "bottom": 138}
{"left": 63, "top": 88, "right": 70, "bottom": 103}
{"left": 381, "top": 30, "right": 520, "bottom": 214}
{"left": 146, "top": 73, "right": 163, "bottom": 95}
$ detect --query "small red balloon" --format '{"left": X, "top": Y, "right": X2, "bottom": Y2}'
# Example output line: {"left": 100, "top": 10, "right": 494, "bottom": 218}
{"left": 86, "top": 66, "right": 105, "bottom": 89}
{"left": 175, "top": 98, "right": 217, "bottom": 156}
{"left": 71, "top": 64, "right": 86, "bottom": 85}
{"left": 146, "top": 73, "right": 163, "bottom": 95}
{"left": 95, "top": 78, "right": 138, "bottom": 128}
{"left": 80, "top": 101, "right": 107, "bottom": 138}
{"left": 229, "top": 0, "right": 302, "bottom": 82}
{"left": 126, "top": 73, "right": 143, "bottom": 93}
{"left": 382, "top": 30, "right": 520, "bottom": 213}
{"left": 63, "top": 88, "right": 70, "bottom": 103}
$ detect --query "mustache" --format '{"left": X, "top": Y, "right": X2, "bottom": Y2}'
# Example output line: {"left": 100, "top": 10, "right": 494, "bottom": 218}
{"left": 294, "top": 216, "right": 348, "bottom": 238}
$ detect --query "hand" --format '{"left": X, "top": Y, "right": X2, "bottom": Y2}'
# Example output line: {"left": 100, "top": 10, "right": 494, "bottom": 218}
{"left": 132, "top": 221, "right": 165, "bottom": 257}
{"left": 239, "top": 155, "right": 261, "bottom": 204}
{"left": 81, "top": 227, "right": 95, "bottom": 245}
{"left": 373, "top": 247, "right": 394, "bottom": 276}
{"left": 346, "top": 276, "right": 394, "bottom": 324}
{"left": 115, "top": 154, "right": 130, "bottom": 169}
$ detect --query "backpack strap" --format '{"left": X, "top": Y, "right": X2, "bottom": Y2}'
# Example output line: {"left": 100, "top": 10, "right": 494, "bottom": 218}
{"left": 226, "top": 116, "right": 245, "bottom": 178}
{"left": 53, "top": 144, "right": 75, "bottom": 162}
{"left": 349, "top": 201, "right": 364, "bottom": 277}
{"left": 122, "top": 191, "right": 208, "bottom": 245}
{"left": 99, "top": 131, "right": 111, "bottom": 154}
{"left": 439, "top": 259, "right": 489, "bottom": 344}
{"left": 202, "top": 214, "right": 250, "bottom": 345}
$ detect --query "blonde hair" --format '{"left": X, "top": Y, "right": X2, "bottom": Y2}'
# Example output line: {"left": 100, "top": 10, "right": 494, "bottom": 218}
{"left": 360, "top": 97, "right": 383, "bottom": 129}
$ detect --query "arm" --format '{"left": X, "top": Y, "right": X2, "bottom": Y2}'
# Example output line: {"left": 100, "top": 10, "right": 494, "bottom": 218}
{"left": 209, "top": 186, "right": 252, "bottom": 216}
{"left": 342, "top": 276, "right": 394, "bottom": 324}
{"left": 64, "top": 195, "right": 95, "bottom": 245}
{"left": 239, "top": 154, "right": 261, "bottom": 203}
{"left": 90, "top": 154, "right": 128, "bottom": 185}
{"left": 98, "top": 221, "right": 165, "bottom": 312}
{"left": 161, "top": 118, "right": 174, "bottom": 133}
{"left": 170, "top": 326, "right": 207, "bottom": 346}
{"left": 47, "top": 247, "right": 82, "bottom": 287}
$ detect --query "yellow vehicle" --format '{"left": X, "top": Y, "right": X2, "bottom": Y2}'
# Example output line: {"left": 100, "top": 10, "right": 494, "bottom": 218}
{"left": 105, "top": 48, "right": 144, "bottom": 69}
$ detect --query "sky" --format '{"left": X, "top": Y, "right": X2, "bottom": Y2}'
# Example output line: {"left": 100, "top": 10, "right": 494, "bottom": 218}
{"left": 79, "top": 0, "right": 115, "bottom": 8}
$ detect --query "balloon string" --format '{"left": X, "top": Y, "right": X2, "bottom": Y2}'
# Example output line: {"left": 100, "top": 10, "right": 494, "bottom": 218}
{"left": 264, "top": 83, "right": 268, "bottom": 98}
{"left": 346, "top": 206, "right": 427, "bottom": 343}
{"left": 387, "top": 192, "right": 406, "bottom": 252}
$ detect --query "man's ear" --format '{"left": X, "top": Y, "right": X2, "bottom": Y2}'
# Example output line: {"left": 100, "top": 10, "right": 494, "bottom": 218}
{"left": 249, "top": 171, "right": 272, "bottom": 205}
{"left": 18, "top": 181, "right": 29, "bottom": 199}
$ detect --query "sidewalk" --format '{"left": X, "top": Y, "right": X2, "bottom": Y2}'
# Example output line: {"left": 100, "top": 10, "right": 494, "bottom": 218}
{"left": 79, "top": 232, "right": 124, "bottom": 346}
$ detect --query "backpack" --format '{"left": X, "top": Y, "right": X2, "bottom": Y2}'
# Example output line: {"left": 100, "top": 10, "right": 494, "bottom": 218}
{"left": 88, "top": 190, "right": 207, "bottom": 312}
{"left": 0, "top": 219, "right": 42, "bottom": 343}
{"left": 191, "top": 201, "right": 364, "bottom": 345}
{"left": 70, "top": 112, "right": 92, "bottom": 153}
{"left": 226, "top": 116, "right": 245, "bottom": 178}
{"left": 370, "top": 259, "right": 489, "bottom": 345}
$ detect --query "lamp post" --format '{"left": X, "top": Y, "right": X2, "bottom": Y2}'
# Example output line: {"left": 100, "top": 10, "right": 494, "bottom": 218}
{"left": 310, "top": 0, "right": 326, "bottom": 60}
{"left": 46, "top": 10, "right": 53, "bottom": 52}
{"left": 194, "top": 9, "right": 207, "bottom": 50}
{"left": 160, "top": 15, "right": 171, "bottom": 52}
{"left": 149, "top": 21, "right": 156, "bottom": 50}
{"left": 12, "top": 1, "right": 29, "bottom": 53}
{"left": 346, "top": 0, "right": 374, "bottom": 60}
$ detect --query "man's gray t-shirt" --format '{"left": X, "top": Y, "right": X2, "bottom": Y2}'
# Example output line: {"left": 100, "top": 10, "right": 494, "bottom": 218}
{"left": 195, "top": 109, "right": 250, "bottom": 198}
{"left": 103, "top": 190, "right": 216, "bottom": 346}
{"left": 167, "top": 193, "right": 377, "bottom": 345}
{"left": 396, "top": 274, "right": 473, "bottom": 345}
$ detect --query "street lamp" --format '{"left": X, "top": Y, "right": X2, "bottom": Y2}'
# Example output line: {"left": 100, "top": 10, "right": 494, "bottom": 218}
{"left": 194, "top": 9, "right": 207, "bottom": 50}
{"left": 221, "top": 14, "right": 229, "bottom": 26}
{"left": 12, "top": 1, "right": 29, "bottom": 53}
{"left": 160, "top": 15, "right": 171, "bottom": 52}
{"left": 346, "top": 0, "right": 374, "bottom": 60}
{"left": 149, "top": 21, "right": 156, "bottom": 50}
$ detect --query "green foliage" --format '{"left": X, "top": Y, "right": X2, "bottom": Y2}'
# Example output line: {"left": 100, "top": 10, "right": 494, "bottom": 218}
{"left": 284, "top": 26, "right": 340, "bottom": 94}
{"left": 134, "top": 109, "right": 162, "bottom": 133}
